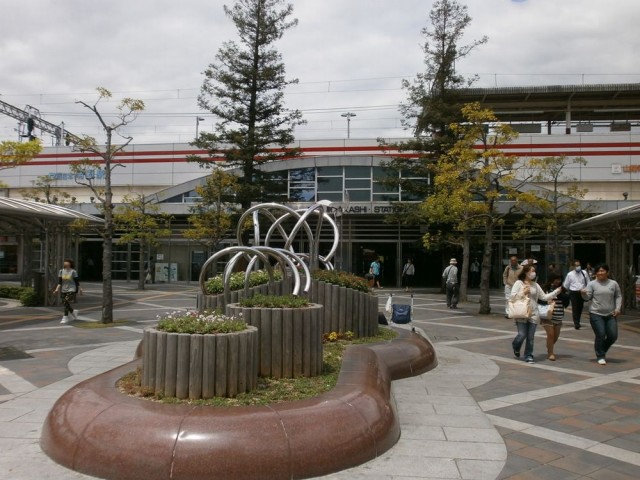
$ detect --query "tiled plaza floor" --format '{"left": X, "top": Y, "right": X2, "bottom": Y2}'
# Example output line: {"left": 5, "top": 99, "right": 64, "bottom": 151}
{"left": 0, "top": 283, "right": 640, "bottom": 478}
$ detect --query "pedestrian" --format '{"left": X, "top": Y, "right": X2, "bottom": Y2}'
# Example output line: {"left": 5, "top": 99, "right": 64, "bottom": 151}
{"left": 539, "top": 275, "right": 570, "bottom": 361}
{"left": 510, "top": 265, "right": 562, "bottom": 364}
{"left": 563, "top": 259, "right": 590, "bottom": 329}
{"left": 402, "top": 258, "right": 415, "bottom": 291}
{"left": 503, "top": 256, "right": 523, "bottom": 318}
{"left": 470, "top": 258, "right": 480, "bottom": 288}
{"left": 581, "top": 264, "right": 622, "bottom": 365}
{"left": 442, "top": 258, "right": 459, "bottom": 309}
{"left": 369, "top": 257, "right": 382, "bottom": 289}
{"left": 53, "top": 259, "right": 83, "bottom": 324}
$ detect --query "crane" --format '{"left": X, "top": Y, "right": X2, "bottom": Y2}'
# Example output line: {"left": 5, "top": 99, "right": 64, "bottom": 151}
{"left": 0, "top": 98, "right": 82, "bottom": 146}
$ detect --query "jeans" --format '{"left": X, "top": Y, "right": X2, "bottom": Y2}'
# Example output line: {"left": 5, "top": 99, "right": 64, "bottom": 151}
{"left": 589, "top": 313, "right": 618, "bottom": 359}
{"left": 513, "top": 321, "right": 537, "bottom": 360}
{"left": 446, "top": 283, "right": 458, "bottom": 307}
{"left": 569, "top": 290, "right": 585, "bottom": 326}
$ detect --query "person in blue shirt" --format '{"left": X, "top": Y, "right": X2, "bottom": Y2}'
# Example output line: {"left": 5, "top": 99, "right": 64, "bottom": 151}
{"left": 369, "top": 257, "right": 382, "bottom": 289}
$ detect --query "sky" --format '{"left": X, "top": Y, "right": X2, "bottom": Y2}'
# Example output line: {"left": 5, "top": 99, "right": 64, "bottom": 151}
{"left": 1, "top": 0, "right": 639, "bottom": 145}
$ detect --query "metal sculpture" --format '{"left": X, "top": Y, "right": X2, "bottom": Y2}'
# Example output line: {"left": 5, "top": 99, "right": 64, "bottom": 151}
{"left": 199, "top": 200, "right": 340, "bottom": 302}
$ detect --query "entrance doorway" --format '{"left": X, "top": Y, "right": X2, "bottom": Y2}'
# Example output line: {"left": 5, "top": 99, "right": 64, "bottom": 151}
{"left": 352, "top": 242, "right": 397, "bottom": 287}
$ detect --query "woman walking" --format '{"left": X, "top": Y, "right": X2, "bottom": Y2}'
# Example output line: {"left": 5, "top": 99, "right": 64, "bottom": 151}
{"left": 510, "top": 265, "right": 561, "bottom": 364}
{"left": 539, "top": 275, "right": 570, "bottom": 361}
{"left": 581, "top": 264, "right": 622, "bottom": 365}
{"left": 53, "top": 259, "right": 83, "bottom": 324}
{"left": 402, "top": 258, "right": 415, "bottom": 292}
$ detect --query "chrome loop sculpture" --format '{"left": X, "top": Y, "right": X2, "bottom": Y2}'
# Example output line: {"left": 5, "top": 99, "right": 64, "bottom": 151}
{"left": 199, "top": 201, "right": 340, "bottom": 301}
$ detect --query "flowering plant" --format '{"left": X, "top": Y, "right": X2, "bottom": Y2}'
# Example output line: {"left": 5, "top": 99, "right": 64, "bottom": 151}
{"left": 204, "top": 269, "right": 283, "bottom": 294}
{"left": 312, "top": 270, "right": 370, "bottom": 293}
{"left": 156, "top": 310, "right": 246, "bottom": 335}
{"left": 323, "top": 331, "right": 355, "bottom": 343}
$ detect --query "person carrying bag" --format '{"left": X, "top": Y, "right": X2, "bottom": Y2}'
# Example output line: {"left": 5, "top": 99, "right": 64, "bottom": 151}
{"left": 509, "top": 264, "right": 561, "bottom": 364}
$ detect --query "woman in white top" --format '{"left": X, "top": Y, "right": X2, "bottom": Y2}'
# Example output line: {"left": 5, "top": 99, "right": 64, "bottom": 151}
{"left": 510, "top": 264, "right": 561, "bottom": 364}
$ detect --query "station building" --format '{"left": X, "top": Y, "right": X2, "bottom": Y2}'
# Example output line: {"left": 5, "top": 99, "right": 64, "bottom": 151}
{"left": 2, "top": 83, "right": 640, "bottom": 288}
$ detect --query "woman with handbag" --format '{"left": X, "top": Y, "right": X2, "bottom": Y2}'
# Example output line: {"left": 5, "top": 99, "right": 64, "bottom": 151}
{"left": 509, "top": 265, "right": 561, "bottom": 364}
{"left": 539, "top": 275, "right": 571, "bottom": 361}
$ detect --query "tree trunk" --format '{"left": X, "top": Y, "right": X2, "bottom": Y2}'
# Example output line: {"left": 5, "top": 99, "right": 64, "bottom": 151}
{"left": 137, "top": 242, "right": 146, "bottom": 290}
{"left": 479, "top": 219, "right": 494, "bottom": 314}
{"left": 458, "top": 232, "right": 470, "bottom": 302}
{"left": 101, "top": 131, "right": 114, "bottom": 324}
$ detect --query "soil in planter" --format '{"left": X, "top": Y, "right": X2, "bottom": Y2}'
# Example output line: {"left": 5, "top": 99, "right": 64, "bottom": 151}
{"left": 118, "top": 327, "right": 398, "bottom": 407}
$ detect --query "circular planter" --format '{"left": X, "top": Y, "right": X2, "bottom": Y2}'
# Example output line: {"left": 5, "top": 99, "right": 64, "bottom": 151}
{"left": 142, "top": 326, "right": 258, "bottom": 399}
{"left": 225, "top": 303, "right": 323, "bottom": 378}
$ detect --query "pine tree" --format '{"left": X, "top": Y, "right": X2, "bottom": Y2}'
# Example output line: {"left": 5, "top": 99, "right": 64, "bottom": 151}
{"left": 194, "top": 0, "right": 303, "bottom": 209}
{"left": 381, "top": 0, "right": 487, "bottom": 219}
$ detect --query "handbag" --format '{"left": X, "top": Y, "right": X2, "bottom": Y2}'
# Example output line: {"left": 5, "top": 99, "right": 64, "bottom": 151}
{"left": 508, "top": 297, "right": 532, "bottom": 319}
{"left": 538, "top": 301, "right": 555, "bottom": 320}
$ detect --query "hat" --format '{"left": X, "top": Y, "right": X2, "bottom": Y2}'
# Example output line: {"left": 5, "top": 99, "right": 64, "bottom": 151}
{"left": 449, "top": 258, "right": 457, "bottom": 264}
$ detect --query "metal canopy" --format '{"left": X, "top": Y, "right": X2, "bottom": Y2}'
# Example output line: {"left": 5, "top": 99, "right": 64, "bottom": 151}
{"left": 459, "top": 83, "right": 640, "bottom": 123}
{"left": 568, "top": 203, "right": 640, "bottom": 231}
{"left": 0, "top": 197, "right": 103, "bottom": 230}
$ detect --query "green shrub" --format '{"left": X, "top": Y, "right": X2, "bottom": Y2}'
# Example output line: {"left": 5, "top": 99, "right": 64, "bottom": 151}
{"left": 239, "top": 294, "right": 310, "bottom": 309}
{"left": 0, "top": 285, "right": 25, "bottom": 300}
{"left": 19, "top": 287, "right": 41, "bottom": 306}
{"left": 204, "top": 269, "right": 283, "bottom": 295}
{"left": 157, "top": 310, "right": 247, "bottom": 335}
{"left": 312, "top": 270, "right": 370, "bottom": 293}
{"left": 0, "top": 284, "right": 41, "bottom": 306}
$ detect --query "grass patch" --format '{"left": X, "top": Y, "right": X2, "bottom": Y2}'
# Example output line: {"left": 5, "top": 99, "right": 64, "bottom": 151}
{"left": 118, "top": 327, "right": 399, "bottom": 406}
{"left": 73, "top": 320, "right": 132, "bottom": 329}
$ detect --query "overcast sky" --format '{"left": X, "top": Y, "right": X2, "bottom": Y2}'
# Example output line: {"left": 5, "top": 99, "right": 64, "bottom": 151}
{"left": 1, "top": 0, "right": 639, "bottom": 145}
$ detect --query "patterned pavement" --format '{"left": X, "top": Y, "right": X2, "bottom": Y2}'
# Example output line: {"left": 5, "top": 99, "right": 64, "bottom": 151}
{"left": 0, "top": 283, "right": 640, "bottom": 478}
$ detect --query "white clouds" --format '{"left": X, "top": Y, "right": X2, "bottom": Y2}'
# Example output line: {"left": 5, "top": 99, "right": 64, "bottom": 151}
{"left": 0, "top": 0, "right": 639, "bottom": 143}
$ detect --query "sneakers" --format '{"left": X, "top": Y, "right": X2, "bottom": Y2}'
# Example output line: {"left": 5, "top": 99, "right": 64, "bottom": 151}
{"left": 513, "top": 349, "right": 520, "bottom": 358}
{"left": 548, "top": 353, "right": 556, "bottom": 361}
{"left": 574, "top": 324, "right": 581, "bottom": 330}
{"left": 597, "top": 358, "right": 607, "bottom": 365}
{"left": 60, "top": 315, "right": 70, "bottom": 324}
{"left": 71, "top": 309, "right": 79, "bottom": 320}
{"left": 525, "top": 357, "right": 535, "bottom": 364}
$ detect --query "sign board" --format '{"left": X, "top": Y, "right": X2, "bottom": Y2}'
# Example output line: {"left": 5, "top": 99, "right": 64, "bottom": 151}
{"left": 156, "top": 253, "right": 164, "bottom": 261}
{"left": 530, "top": 245, "right": 541, "bottom": 252}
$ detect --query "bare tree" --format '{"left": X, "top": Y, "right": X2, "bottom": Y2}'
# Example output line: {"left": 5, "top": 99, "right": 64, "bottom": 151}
{"left": 70, "top": 88, "right": 144, "bottom": 323}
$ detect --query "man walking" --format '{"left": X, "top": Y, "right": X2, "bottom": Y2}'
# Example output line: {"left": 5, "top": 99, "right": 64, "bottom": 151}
{"left": 442, "top": 258, "right": 459, "bottom": 309}
{"left": 564, "top": 259, "right": 590, "bottom": 329}
{"left": 581, "top": 264, "right": 622, "bottom": 365}
{"left": 503, "top": 256, "right": 523, "bottom": 317}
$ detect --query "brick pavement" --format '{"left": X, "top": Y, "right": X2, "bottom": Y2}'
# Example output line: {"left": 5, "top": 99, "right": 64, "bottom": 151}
{"left": 0, "top": 284, "right": 639, "bottom": 478}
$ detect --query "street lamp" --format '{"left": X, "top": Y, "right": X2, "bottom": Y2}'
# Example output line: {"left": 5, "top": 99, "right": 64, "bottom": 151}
{"left": 341, "top": 112, "right": 356, "bottom": 139}
{"left": 195, "top": 117, "right": 205, "bottom": 139}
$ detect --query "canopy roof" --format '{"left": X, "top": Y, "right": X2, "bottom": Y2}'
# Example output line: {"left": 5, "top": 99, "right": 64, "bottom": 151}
{"left": 459, "top": 83, "right": 640, "bottom": 124}
{"left": 0, "top": 197, "right": 103, "bottom": 232}
{"left": 568, "top": 203, "right": 640, "bottom": 231}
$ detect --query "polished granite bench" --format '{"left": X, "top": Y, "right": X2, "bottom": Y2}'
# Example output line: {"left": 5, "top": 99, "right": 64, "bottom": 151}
{"left": 41, "top": 328, "right": 437, "bottom": 480}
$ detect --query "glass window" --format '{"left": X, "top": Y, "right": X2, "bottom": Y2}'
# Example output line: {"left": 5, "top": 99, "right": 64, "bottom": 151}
{"left": 317, "top": 177, "right": 342, "bottom": 192}
{"left": 317, "top": 166, "right": 342, "bottom": 176}
{"left": 289, "top": 188, "right": 316, "bottom": 202}
{"left": 373, "top": 182, "right": 398, "bottom": 193}
{"left": 345, "top": 179, "right": 371, "bottom": 189}
{"left": 289, "top": 168, "right": 315, "bottom": 182}
{"left": 372, "top": 167, "right": 395, "bottom": 180}
{"left": 317, "top": 192, "right": 343, "bottom": 201}
{"left": 344, "top": 166, "right": 370, "bottom": 179}
{"left": 373, "top": 193, "right": 399, "bottom": 202}
{"left": 347, "top": 190, "right": 371, "bottom": 201}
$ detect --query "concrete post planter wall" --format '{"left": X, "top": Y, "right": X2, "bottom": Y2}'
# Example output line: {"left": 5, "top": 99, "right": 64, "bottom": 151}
{"left": 308, "top": 280, "right": 378, "bottom": 337}
{"left": 141, "top": 326, "right": 258, "bottom": 399}
{"left": 225, "top": 303, "right": 323, "bottom": 378}
{"left": 197, "top": 279, "right": 292, "bottom": 312}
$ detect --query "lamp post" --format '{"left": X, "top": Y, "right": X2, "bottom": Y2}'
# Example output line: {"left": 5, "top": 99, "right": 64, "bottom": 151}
{"left": 195, "top": 117, "right": 205, "bottom": 139}
{"left": 341, "top": 112, "right": 356, "bottom": 139}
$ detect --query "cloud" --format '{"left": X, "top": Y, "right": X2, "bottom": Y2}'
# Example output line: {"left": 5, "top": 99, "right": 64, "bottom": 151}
{"left": 1, "top": 0, "right": 639, "bottom": 143}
